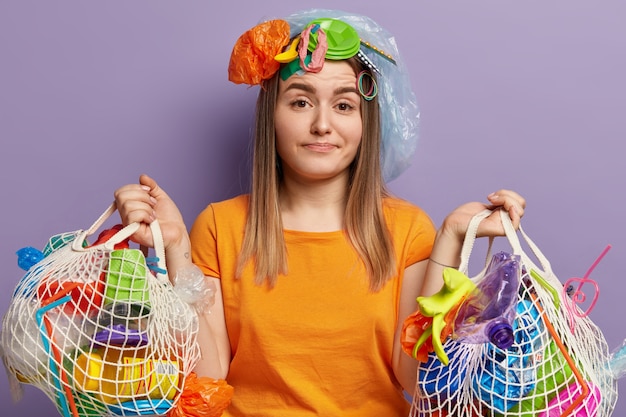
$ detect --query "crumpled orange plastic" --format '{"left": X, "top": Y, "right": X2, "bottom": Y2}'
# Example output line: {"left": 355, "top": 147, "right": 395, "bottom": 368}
{"left": 228, "top": 19, "right": 291, "bottom": 85}
{"left": 401, "top": 306, "right": 459, "bottom": 362}
{"left": 167, "top": 373, "right": 234, "bottom": 417}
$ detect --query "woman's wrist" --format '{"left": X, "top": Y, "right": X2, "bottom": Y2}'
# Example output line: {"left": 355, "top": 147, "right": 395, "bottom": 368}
{"left": 428, "top": 257, "right": 459, "bottom": 269}
{"left": 429, "top": 224, "right": 464, "bottom": 269}
{"left": 163, "top": 230, "right": 193, "bottom": 273}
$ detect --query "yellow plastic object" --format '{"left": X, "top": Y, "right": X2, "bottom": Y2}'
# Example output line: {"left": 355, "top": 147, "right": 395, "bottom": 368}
{"left": 414, "top": 268, "right": 476, "bottom": 365}
{"left": 72, "top": 348, "right": 181, "bottom": 404}
{"left": 274, "top": 37, "right": 300, "bottom": 63}
{"left": 73, "top": 353, "right": 102, "bottom": 391}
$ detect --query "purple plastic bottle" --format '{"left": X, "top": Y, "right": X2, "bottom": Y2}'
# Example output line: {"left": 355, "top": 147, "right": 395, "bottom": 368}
{"left": 454, "top": 251, "right": 521, "bottom": 349}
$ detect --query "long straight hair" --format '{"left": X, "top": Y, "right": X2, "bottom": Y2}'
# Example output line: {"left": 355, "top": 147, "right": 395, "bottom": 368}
{"left": 236, "top": 58, "right": 396, "bottom": 291}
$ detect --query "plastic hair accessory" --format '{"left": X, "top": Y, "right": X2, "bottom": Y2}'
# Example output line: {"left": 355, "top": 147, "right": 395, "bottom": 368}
{"left": 228, "top": 9, "right": 421, "bottom": 181}
{"left": 228, "top": 19, "right": 290, "bottom": 85}
{"left": 357, "top": 70, "right": 378, "bottom": 101}
{"left": 301, "top": 18, "right": 361, "bottom": 60}
{"left": 274, "top": 37, "right": 300, "bottom": 63}
{"left": 297, "top": 23, "right": 327, "bottom": 73}
{"left": 277, "top": 18, "right": 362, "bottom": 81}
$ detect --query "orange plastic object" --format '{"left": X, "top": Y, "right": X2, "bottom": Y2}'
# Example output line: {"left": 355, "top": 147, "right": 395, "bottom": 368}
{"left": 401, "top": 305, "right": 459, "bottom": 362}
{"left": 167, "top": 373, "right": 234, "bottom": 417}
{"left": 37, "top": 278, "right": 105, "bottom": 315}
{"left": 228, "top": 19, "right": 291, "bottom": 85}
{"left": 88, "top": 224, "right": 130, "bottom": 249}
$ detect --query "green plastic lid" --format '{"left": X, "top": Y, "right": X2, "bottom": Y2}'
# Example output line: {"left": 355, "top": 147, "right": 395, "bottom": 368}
{"left": 306, "top": 18, "right": 360, "bottom": 60}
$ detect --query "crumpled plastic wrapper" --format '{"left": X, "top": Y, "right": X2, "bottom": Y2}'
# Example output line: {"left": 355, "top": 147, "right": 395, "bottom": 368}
{"left": 173, "top": 264, "right": 217, "bottom": 314}
{"left": 167, "top": 372, "right": 234, "bottom": 417}
{"left": 228, "top": 19, "right": 290, "bottom": 85}
{"left": 609, "top": 338, "right": 626, "bottom": 380}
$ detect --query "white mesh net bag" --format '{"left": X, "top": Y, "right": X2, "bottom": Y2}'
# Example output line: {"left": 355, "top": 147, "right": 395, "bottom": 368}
{"left": 0, "top": 203, "right": 202, "bottom": 417}
{"left": 403, "top": 209, "right": 618, "bottom": 417}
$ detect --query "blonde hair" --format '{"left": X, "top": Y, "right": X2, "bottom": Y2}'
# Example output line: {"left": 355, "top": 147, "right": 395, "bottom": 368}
{"left": 236, "top": 58, "right": 396, "bottom": 291}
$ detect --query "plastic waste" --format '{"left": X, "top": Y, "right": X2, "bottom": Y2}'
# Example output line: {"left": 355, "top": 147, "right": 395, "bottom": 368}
{"left": 93, "top": 302, "right": 150, "bottom": 347}
{"left": 167, "top": 372, "right": 234, "bottom": 417}
{"left": 104, "top": 248, "right": 150, "bottom": 307}
{"left": 16, "top": 247, "right": 44, "bottom": 271}
{"left": 173, "top": 264, "right": 217, "bottom": 314}
{"left": 539, "top": 381, "right": 601, "bottom": 417}
{"left": 472, "top": 298, "right": 545, "bottom": 413}
{"left": 608, "top": 338, "right": 626, "bottom": 380}
{"left": 72, "top": 346, "right": 182, "bottom": 405}
{"left": 506, "top": 339, "right": 574, "bottom": 416}
{"left": 418, "top": 338, "right": 468, "bottom": 399}
{"left": 454, "top": 251, "right": 521, "bottom": 349}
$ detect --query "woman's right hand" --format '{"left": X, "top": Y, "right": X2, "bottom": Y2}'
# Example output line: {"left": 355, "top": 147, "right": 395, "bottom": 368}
{"left": 113, "top": 174, "right": 188, "bottom": 251}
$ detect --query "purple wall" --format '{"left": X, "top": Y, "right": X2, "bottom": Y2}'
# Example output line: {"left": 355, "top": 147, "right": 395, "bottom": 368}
{"left": 1, "top": 1, "right": 625, "bottom": 415}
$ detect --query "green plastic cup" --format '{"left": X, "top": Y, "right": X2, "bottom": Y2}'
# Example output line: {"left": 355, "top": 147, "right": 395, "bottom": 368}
{"left": 104, "top": 249, "right": 150, "bottom": 306}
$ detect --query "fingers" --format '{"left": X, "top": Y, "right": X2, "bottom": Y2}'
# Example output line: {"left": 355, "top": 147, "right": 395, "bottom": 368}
{"left": 114, "top": 176, "right": 159, "bottom": 226}
{"left": 139, "top": 173, "right": 157, "bottom": 190}
{"left": 487, "top": 189, "right": 526, "bottom": 228}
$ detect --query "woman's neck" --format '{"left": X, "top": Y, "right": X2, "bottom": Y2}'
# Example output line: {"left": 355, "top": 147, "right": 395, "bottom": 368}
{"left": 279, "top": 175, "right": 348, "bottom": 232}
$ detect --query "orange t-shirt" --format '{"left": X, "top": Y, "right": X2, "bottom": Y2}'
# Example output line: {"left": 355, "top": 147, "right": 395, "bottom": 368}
{"left": 190, "top": 195, "right": 436, "bottom": 417}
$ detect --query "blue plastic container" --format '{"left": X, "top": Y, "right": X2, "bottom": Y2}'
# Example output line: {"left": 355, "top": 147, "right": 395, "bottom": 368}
{"left": 471, "top": 298, "right": 545, "bottom": 413}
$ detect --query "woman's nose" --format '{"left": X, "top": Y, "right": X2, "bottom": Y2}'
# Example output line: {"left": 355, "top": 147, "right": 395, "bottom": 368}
{"left": 310, "top": 108, "right": 332, "bottom": 135}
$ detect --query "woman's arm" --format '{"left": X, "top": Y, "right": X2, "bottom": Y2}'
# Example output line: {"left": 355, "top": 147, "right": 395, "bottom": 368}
{"left": 114, "top": 174, "right": 231, "bottom": 379}
{"left": 194, "top": 277, "right": 231, "bottom": 379}
{"left": 392, "top": 260, "right": 428, "bottom": 392}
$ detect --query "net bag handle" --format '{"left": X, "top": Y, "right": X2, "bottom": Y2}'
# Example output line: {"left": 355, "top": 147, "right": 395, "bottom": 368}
{"left": 498, "top": 208, "right": 553, "bottom": 276}
{"left": 459, "top": 208, "right": 553, "bottom": 278}
{"left": 69, "top": 202, "right": 168, "bottom": 282}
{"left": 458, "top": 209, "right": 492, "bottom": 275}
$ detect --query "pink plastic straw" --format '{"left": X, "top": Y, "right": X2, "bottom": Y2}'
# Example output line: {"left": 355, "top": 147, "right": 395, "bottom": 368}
{"left": 563, "top": 245, "right": 611, "bottom": 334}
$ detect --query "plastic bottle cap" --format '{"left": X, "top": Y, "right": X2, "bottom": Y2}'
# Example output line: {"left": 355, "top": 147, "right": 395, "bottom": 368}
{"left": 488, "top": 322, "right": 514, "bottom": 349}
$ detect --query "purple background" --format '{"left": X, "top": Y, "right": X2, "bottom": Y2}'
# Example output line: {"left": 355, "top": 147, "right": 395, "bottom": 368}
{"left": 1, "top": 1, "right": 625, "bottom": 415}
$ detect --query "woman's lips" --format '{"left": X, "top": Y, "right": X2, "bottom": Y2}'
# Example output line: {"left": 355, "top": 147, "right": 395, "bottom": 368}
{"left": 304, "top": 143, "right": 336, "bottom": 152}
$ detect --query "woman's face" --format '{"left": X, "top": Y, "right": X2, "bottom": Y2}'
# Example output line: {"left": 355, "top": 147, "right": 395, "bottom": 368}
{"left": 274, "top": 60, "right": 363, "bottom": 183}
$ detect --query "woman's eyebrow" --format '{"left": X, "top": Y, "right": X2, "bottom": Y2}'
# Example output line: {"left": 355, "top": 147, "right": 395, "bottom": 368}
{"left": 283, "top": 83, "right": 359, "bottom": 96}
{"left": 334, "top": 86, "right": 359, "bottom": 95}
{"left": 284, "top": 82, "right": 315, "bottom": 93}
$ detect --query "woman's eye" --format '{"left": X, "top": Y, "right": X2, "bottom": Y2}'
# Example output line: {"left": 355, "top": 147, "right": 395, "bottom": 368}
{"left": 292, "top": 99, "right": 308, "bottom": 108}
{"left": 337, "top": 102, "right": 354, "bottom": 111}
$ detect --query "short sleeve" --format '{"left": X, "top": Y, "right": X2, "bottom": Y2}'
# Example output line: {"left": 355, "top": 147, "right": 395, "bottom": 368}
{"left": 189, "top": 204, "right": 221, "bottom": 278}
{"left": 383, "top": 198, "right": 437, "bottom": 268}
{"left": 404, "top": 207, "right": 436, "bottom": 267}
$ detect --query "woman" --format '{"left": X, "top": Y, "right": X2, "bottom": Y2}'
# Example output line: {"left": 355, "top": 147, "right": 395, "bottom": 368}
{"left": 114, "top": 9, "right": 525, "bottom": 416}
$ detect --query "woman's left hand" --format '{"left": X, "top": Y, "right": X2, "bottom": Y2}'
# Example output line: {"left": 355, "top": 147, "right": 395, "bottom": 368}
{"left": 422, "top": 190, "right": 525, "bottom": 296}
{"left": 441, "top": 189, "right": 526, "bottom": 241}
